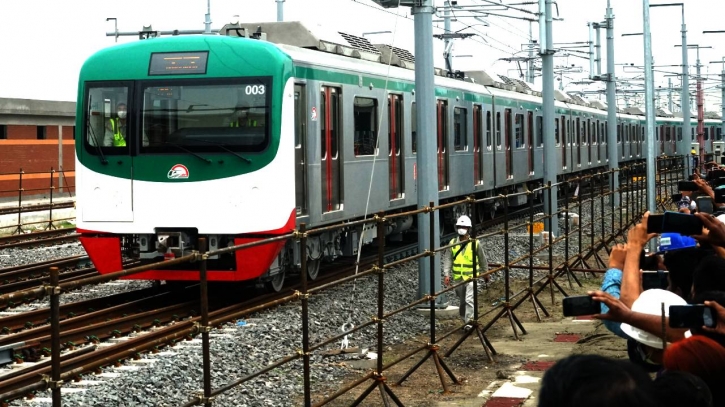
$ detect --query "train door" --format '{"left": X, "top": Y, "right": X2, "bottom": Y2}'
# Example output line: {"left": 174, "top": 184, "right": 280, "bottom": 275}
{"left": 505, "top": 108, "right": 513, "bottom": 178}
{"left": 294, "top": 84, "right": 308, "bottom": 216}
{"left": 437, "top": 100, "right": 449, "bottom": 191}
{"left": 560, "top": 115, "right": 567, "bottom": 169}
{"left": 473, "top": 104, "right": 484, "bottom": 185}
{"left": 576, "top": 117, "right": 582, "bottom": 167}
{"left": 587, "top": 119, "right": 592, "bottom": 165}
{"left": 388, "top": 94, "right": 404, "bottom": 200}
{"left": 81, "top": 84, "right": 133, "bottom": 222}
{"left": 527, "top": 111, "right": 534, "bottom": 175}
{"left": 320, "top": 86, "right": 342, "bottom": 212}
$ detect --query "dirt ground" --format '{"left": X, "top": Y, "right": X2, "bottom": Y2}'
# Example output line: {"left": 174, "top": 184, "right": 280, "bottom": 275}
{"left": 308, "top": 247, "right": 629, "bottom": 406}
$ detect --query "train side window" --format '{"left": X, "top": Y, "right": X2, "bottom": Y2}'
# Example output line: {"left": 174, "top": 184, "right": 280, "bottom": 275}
{"left": 496, "top": 111, "right": 502, "bottom": 148}
{"left": 677, "top": 127, "right": 682, "bottom": 141}
{"left": 294, "top": 85, "right": 306, "bottom": 148}
{"left": 515, "top": 113, "right": 524, "bottom": 148}
{"left": 691, "top": 127, "right": 694, "bottom": 141}
{"left": 617, "top": 123, "right": 621, "bottom": 143}
{"left": 353, "top": 97, "right": 378, "bottom": 156}
{"left": 554, "top": 118, "right": 560, "bottom": 145}
{"left": 486, "top": 110, "right": 492, "bottom": 149}
{"left": 411, "top": 102, "right": 417, "bottom": 154}
{"left": 536, "top": 115, "right": 543, "bottom": 147}
{"left": 593, "top": 120, "right": 599, "bottom": 144}
{"left": 454, "top": 107, "right": 467, "bottom": 151}
{"left": 717, "top": 127, "right": 722, "bottom": 141}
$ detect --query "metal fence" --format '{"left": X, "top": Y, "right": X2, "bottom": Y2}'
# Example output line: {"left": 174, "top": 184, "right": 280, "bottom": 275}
{"left": 0, "top": 168, "right": 75, "bottom": 234}
{"left": 0, "top": 156, "right": 686, "bottom": 406}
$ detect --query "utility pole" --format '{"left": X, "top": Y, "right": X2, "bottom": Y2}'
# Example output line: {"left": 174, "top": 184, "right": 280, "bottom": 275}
{"left": 642, "top": 0, "right": 656, "bottom": 225}
{"left": 528, "top": 21, "right": 535, "bottom": 83}
{"left": 444, "top": 1, "right": 453, "bottom": 73}
{"left": 696, "top": 47, "right": 705, "bottom": 171}
{"left": 668, "top": 77, "right": 673, "bottom": 112}
{"left": 605, "top": 0, "right": 619, "bottom": 205}
{"left": 204, "top": 0, "right": 212, "bottom": 34}
{"left": 276, "top": 0, "right": 285, "bottom": 22}
{"left": 541, "top": 0, "right": 558, "bottom": 236}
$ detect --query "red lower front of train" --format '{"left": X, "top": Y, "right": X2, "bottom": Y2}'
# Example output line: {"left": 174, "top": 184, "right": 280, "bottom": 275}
{"left": 78, "top": 211, "right": 296, "bottom": 282}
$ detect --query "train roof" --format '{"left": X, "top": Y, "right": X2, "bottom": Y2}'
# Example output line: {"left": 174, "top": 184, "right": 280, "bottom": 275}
{"left": 216, "top": 21, "right": 720, "bottom": 123}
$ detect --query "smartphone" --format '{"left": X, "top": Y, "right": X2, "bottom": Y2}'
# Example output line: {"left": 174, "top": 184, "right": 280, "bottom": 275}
{"left": 641, "top": 270, "right": 669, "bottom": 291}
{"left": 669, "top": 305, "right": 716, "bottom": 328}
{"left": 671, "top": 193, "right": 682, "bottom": 204}
{"left": 563, "top": 295, "right": 601, "bottom": 317}
{"left": 662, "top": 211, "right": 703, "bottom": 236}
{"left": 647, "top": 214, "right": 664, "bottom": 234}
{"left": 715, "top": 188, "right": 725, "bottom": 204}
{"left": 697, "top": 196, "right": 714, "bottom": 214}
{"left": 707, "top": 169, "right": 725, "bottom": 181}
{"left": 678, "top": 180, "right": 698, "bottom": 191}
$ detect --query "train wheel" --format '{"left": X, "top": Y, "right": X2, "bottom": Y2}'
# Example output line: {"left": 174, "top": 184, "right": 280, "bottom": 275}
{"left": 307, "top": 258, "right": 321, "bottom": 281}
{"left": 264, "top": 271, "right": 285, "bottom": 293}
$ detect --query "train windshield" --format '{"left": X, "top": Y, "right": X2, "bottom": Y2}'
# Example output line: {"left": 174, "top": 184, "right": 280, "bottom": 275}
{"left": 140, "top": 79, "right": 270, "bottom": 153}
{"left": 83, "top": 78, "right": 271, "bottom": 156}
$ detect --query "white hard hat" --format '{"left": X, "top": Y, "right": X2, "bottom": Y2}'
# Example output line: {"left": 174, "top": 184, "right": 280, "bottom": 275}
{"left": 620, "top": 289, "right": 687, "bottom": 349}
{"left": 456, "top": 215, "right": 472, "bottom": 228}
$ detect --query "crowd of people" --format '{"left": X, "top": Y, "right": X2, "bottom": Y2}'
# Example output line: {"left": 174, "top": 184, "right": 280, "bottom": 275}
{"left": 539, "top": 169, "right": 725, "bottom": 407}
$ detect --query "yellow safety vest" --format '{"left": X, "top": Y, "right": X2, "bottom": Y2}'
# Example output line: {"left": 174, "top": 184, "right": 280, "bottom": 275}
{"left": 450, "top": 238, "right": 480, "bottom": 281}
{"left": 230, "top": 118, "right": 257, "bottom": 127}
{"left": 110, "top": 118, "right": 126, "bottom": 147}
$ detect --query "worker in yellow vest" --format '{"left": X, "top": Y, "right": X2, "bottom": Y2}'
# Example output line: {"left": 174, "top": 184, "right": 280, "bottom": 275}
{"left": 443, "top": 215, "right": 489, "bottom": 330}
{"left": 105, "top": 102, "right": 127, "bottom": 147}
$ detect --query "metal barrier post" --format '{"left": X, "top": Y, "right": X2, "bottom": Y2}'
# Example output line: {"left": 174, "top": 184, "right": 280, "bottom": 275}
{"left": 354, "top": 214, "right": 402, "bottom": 405}
{"left": 49, "top": 266, "right": 62, "bottom": 406}
{"left": 47, "top": 168, "right": 56, "bottom": 230}
{"left": 14, "top": 169, "right": 24, "bottom": 235}
{"left": 590, "top": 174, "right": 606, "bottom": 269}
{"left": 611, "top": 170, "right": 616, "bottom": 237}
{"left": 559, "top": 180, "right": 578, "bottom": 287}
{"left": 300, "top": 224, "right": 312, "bottom": 407}
{"left": 531, "top": 182, "right": 569, "bottom": 305}
{"left": 198, "top": 238, "right": 212, "bottom": 407}
{"left": 510, "top": 190, "right": 546, "bottom": 320}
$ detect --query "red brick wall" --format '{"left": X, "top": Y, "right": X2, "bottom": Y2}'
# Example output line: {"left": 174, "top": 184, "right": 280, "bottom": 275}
{"left": 7, "top": 125, "right": 37, "bottom": 140}
{"left": 0, "top": 139, "right": 76, "bottom": 198}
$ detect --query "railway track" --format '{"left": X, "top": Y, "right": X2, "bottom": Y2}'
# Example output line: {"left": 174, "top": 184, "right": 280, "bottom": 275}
{"left": 0, "top": 201, "right": 75, "bottom": 217}
{"left": 0, "top": 228, "right": 79, "bottom": 250}
{"left": 0, "top": 256, "right": 93, "bottom": 298}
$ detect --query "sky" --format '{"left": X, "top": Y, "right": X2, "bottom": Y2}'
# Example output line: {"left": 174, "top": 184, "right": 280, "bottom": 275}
{"left": 1, "top": 0, "right": 723, "bottom": 112}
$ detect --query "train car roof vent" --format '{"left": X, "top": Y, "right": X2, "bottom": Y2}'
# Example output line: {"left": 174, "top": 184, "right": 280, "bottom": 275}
{"left": 589, "top": 100, "right": 608, "bottom": 111}
{"left": 374, "top": 44, "right": 415, "bottom": 69}
{"left": 705, "top": 110, "right": 722, "bottom": 120}
{"left": 657, "top": 107, "right": 674, "bottom": 117}
{"left": 221, "top": 21, "right": 381, "bottom": 62}
{"left": 624, "top": 106, "right": 645, "bottom": 116}
{"left": 554, "top": 90, "right": 573, "bottom": 103}
{"left": 567, "top": 93, "right": 589, "bottom": 107}
{"left": 465, "top": 70, "right": 510, "bottom": 90}
{"left": 498, "top": 75, "right": 533, "bottom": 95}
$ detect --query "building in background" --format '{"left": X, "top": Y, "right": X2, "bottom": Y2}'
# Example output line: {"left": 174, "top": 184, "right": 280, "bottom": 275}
{"left": 0, "top": 98, "right": 75, "bottom": 201}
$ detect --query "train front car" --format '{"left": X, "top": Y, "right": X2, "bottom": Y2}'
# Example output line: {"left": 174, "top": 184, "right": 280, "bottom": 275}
{"left": 75, "top": 36, "right": 295, "bottom": 288}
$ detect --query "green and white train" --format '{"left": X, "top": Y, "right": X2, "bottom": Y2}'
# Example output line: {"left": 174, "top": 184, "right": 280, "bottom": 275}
{"left": 75, "top": 21, "right": 723, "bottom": 290}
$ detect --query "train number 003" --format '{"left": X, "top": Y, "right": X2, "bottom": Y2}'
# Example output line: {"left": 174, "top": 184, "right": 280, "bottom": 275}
{"left": 245, "top": 85, "right": 265, "bottom": 95}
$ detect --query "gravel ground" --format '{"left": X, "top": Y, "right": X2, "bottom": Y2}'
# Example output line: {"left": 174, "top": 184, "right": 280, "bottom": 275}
{"left": 7, "top": 191, "right": 644, "bottom": 407}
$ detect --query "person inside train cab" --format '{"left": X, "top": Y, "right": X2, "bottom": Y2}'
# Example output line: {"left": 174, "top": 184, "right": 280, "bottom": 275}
{"left": 443, "top": 215, "right": 489, "bottom": 330}
{"left": 105, "top": 102, "right": 128, "bottom": 147}
{"left": 228, "top": 99, "right": 259, "bottom": 128}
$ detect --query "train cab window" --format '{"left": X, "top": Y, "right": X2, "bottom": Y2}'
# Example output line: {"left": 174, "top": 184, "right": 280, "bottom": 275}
{"left": 496, "top": 111, "right": 502, "bottom": 148}
{"left": 536, "top": 115, "right": 543, "bottom": 147}
{"left": 515, "top": 113, "right": 524, "bottom": 148}
{"left": 411, "top": 102, "right": 417, "bottom": 153}
{"left": 84, "top": 85, "right": 130, "bottom": 155}
{"left": 454, "top": 107, "right": 467, "bottom": 151}
{"left": 486, "top": 111, "right": 492, "bottom": 149}
{"left": 137, "top": 81, "right": 271, "bottom": 154}
{"left": 353, "top": 97, "right": 378, "bottom": 156}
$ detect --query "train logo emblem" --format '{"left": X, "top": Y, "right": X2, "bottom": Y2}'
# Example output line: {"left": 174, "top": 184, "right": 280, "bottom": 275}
{"left": 167, "top": 164, "right": 189, "bottom": 179}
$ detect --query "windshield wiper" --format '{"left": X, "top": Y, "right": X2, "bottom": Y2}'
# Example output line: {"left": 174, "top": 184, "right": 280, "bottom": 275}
{"left": 86, "top": 96, "right": 108, "bottom": 165}
{"left": 192, "top": 139, "right": 252, "bottom": 163}
{"left": 161, "top": 141, "right": 212, "bottom": 164}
